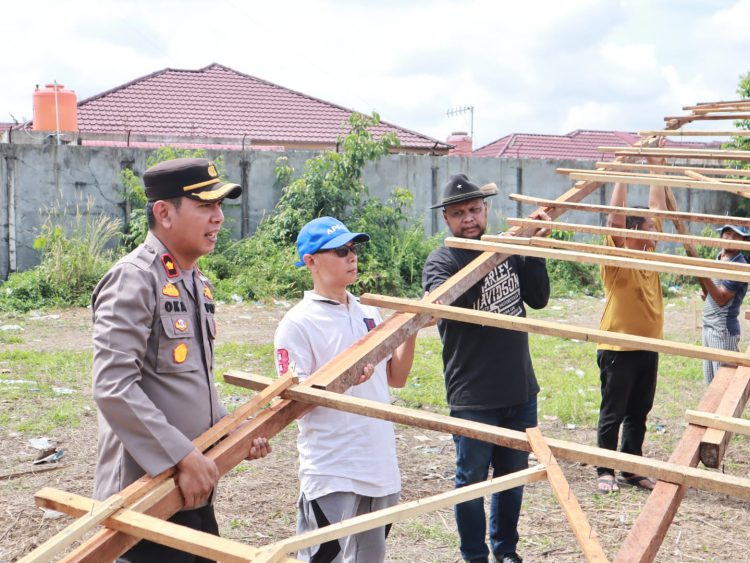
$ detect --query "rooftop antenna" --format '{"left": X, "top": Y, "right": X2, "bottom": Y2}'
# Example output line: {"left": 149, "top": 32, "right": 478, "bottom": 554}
{"left": 446, "top": 105, "right": 474, "bottom": 139}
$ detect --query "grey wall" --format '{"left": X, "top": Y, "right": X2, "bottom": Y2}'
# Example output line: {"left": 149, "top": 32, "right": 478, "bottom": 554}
{"left": 0, "top": 143, "right": 736, "bottom": 279}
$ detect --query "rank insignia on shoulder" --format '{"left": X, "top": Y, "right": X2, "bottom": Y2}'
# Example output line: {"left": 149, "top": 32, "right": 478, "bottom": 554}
{"left": 173, "top": 343, "right": 188, "bottom": 364}
{"left": 161, "top": 254, "right": 180, "bottom": 278}
{"left": 162, "top": 283, "right": 180, "bottom": 298}
{"left": 203, "top": 286, "right": 213, "bottom": 301}
{"left": 174, "top": 319, "right": 188, "bottom": 332}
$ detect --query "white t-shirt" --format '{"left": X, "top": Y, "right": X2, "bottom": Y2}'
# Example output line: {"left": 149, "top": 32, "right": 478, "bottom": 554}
{"left": 274, "top": 290, "right": 400, "bottom": 500}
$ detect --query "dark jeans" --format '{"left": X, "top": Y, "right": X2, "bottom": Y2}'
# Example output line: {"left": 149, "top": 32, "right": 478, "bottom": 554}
{"left": 596, "top": 349, "right": 658, "bottom": 477}
{"left": 117, "top": 504, "right": 219, "bottom": 563}
{"left": 451, "top": 395, "right": 538, "bottom": 562}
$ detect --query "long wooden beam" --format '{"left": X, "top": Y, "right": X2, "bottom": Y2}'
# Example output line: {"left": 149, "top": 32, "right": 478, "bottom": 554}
{"left": 699, "top": 366, "right": 750, "bottom": 468}
{"left": 686, "top": 409, "right": 750, "bottom": 436}
{"left": 447, "top": 237, "right": 750, "bottom": 284}
{"left": 505, "top": 218, "right": 750, "bottom": 251}
{"left": 359, "top": 294, "right": 750, "bottom": 367}
{"left": 598, "top": 147, "right": 750, "bottom": 161}
{"left": 255, "top": 466, "right": 548, "bottom": 563}
{"left": 639, "top": 130, "right": 750, "bottom": 137}
{"left": 615, "top": 366, "right": 735, "bottom": 562}
{"left": 684, "top": 100, "right": 750, "bottom": 110}
{"left": 33, "top": 488, "right": 301, "bottom": 563}
{"left": 526, "top": 428, "right": 608, "bottom": 563}
{"left": 18, "top": 496, "right": 124, "bottom": 563}
{"left": 664, "top": 113, "right": 750, "bottom": 122}
{"left": 509, "top": 193, "right": 750, "bottom": 227}
{"left": 595, "top": 161, "right": 750, "bottom": 179}
{"left": 47, "top": 135, "right": 665, "bottom": 561}
{"left": 34, "top": 373, "right": 296, "bottom": 562}
{"left": 559, "top": 169, "right": 750, "bottom": 195}
{"left": 514, "top": 236, "right": 750, "bottom": 275}
{"left": 224, "top": 371, "right": 750, "bottom": 500}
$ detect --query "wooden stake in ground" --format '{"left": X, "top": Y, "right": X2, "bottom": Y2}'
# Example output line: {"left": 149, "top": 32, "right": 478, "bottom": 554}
{"left": 526, "top": 427, "right": 608, "bottom": 563}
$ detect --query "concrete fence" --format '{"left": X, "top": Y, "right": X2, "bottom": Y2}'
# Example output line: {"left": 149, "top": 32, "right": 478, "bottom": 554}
{"left": 0, "top": 143, "right": 734, "bottom": 280}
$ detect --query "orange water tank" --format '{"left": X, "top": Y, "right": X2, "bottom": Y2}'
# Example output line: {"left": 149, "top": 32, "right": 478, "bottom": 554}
{"left": 33, "top": 83, "right": 78, "bottom": 132}
{"left": 447, "top": 131, "right": 472, "bottom": 156}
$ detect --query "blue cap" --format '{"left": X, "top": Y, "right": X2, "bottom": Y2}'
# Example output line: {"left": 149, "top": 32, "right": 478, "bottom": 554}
{"left": 716, "top": 224, "right": 750, "bottom": 238}
{"left": 295, "top": 217, "right": 370, "bottom": 267}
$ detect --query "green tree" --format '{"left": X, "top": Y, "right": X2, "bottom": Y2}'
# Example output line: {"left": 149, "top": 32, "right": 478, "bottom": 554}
{"left": 201, "top": 112, "right": 439, "bottom": 300}
{"left": 724, "top": 71, "right": 750, "bottom": 216}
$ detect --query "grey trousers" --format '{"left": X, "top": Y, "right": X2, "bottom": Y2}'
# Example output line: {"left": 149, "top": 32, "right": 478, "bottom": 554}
{"left": 296, "top": 491, "right": 400, "bottom": 563}
{"left": 703, "top": 328, "right": 740, "bottom": 383}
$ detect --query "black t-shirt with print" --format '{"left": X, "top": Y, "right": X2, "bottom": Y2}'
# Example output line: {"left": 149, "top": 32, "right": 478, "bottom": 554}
{"left": 422, "top": 246, "right": 550, "bottom": 410}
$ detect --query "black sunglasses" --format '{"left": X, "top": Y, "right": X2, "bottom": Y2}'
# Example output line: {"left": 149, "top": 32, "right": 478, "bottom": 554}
{"left": 325, "top": 242, "right": 364, "bottom": 258}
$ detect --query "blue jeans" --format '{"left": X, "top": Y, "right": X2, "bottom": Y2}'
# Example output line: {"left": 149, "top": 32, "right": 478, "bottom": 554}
{"left": 451, "top": 396, "right": 538, "bottom": 562}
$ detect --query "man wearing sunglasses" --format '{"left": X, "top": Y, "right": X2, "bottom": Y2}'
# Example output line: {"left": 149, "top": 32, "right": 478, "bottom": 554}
{"left": 274, "top": 216, "right": 419, "bottom": 562}
{"left": 422, "top": 174, "right": 551, "bottom": 563}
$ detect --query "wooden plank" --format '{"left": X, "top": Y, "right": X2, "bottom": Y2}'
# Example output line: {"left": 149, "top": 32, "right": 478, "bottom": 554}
{"left": 559, "top": 169, "right": 750, "bottom": 194}
{"left": 526, "top": 427, "right": 608, "bottom": 563}
{"left": 700, "top": 366, "right": 750, "bottom": 468}
{"left": 521, "top": 236, "right": 750, "bottom": 274}
{"left": 359, "top": 294, "right": 750, "bottom": 367}
{"left": 224, "top": 371, "right": 750, "bottom": 500}
{"left": 18, "top": 495, "right": 124, "bottom": 563}
{"left": 255, "top": 466, "right": 548, "bottom": 563}
{"left": 509, "top": 193, "right": 750, "bottom": 227}
{"left": 506, "top": 218, "right": 750, "bottom": 252}
{"left": 639, "top": 130, "right": 750, "bottom": 137}
{"left": 595, "top": 161, "right": 750, "bottom": 179}
{"left": 684, "top": 100, "right": 750, "bottom": 110}
{"left": 615, "top": 366, "right": 735, "bottom": 563}
{"left": 686, "top": 409, "right": 750, "bottom": 436}
{"left": 53, "top": 135, "right": 665, "bottom": 562}
{"left": 33, "top": 488, "right": 302, "bottom": 563}
{"left": 56, "top": 376, "right": 301, "bottom": 562}
{"left": 447, "top": 236, "right": 750, "bottom": 284}
{"left": 597, "top": 147, "right": 750, "bottom": 161}
{"left": 664, "top": 113, "right": 750, "bottom": 122}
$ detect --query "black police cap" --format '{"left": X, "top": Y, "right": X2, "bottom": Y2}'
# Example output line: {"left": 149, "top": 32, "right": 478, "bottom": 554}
{"left": 143, "top": 158, "right": 242, "bottom": 202}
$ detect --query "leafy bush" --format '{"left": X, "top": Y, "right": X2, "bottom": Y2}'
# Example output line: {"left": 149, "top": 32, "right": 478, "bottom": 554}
{"left": 0, "top": 197, "right": 121, "bottom": 311}
{"left": 546, "top": 231, "right": 602, "bottom": 297}
{"left": 202, "top": 112, "right": 439, "bottom": 301}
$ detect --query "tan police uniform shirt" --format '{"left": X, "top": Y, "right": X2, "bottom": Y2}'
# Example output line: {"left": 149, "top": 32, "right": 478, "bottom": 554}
{"left": 92, "top": 232, "right": 227, "bottom": 500}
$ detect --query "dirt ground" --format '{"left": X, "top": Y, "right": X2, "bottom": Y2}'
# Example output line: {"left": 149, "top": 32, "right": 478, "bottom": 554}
{"left": 1, "top": 297, "right": 749, "bottom": 562}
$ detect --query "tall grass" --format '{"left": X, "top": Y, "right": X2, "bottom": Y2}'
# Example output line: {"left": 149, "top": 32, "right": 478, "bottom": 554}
{"left": 0, "top": 196, "right": 121, "bottom": 311}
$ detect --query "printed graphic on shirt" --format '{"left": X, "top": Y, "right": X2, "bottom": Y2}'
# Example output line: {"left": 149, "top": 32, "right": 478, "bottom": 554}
{"left": 174, "top": 319, "right": 188, "bottom": 332}
{"left": 473, "top": 261, "right": 522, "bottom": 316}
{"left": 173, "top": 343, "right": 188, "bottom": 364}
{"left": 276, "top": 348, "right": 290, "bottom": 375}
{"left": 363, "top": 317, "right": 376, "bottom": 331}
{"left": 162, "top": 283, "right": 180, "bottom": 297}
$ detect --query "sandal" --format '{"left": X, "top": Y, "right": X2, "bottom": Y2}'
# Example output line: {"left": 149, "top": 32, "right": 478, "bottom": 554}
{"left": 597, "top": 474, "right": 619, "bottom": 494}
{"left": 617, "top": 475, "right": 656, "bottom": 490}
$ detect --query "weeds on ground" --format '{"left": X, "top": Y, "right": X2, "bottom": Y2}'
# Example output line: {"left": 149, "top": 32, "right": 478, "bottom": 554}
{"left": 0, "top": 197, "right": 121, "bottom": 312}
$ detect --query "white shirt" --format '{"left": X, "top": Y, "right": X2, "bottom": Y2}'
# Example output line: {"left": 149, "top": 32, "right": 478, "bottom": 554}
{"left": 274, "top": 290, "right": 400, "bottom": 500}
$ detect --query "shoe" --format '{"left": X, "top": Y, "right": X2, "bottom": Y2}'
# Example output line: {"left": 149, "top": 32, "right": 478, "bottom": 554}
{"left": 597, "top": 473, "right": 619, "bottom": 494}
{"left": 617, "top": 474, "right": 656, "bottom": 490}
{"left": 493, "top": 553, "right": 523, "bottom": 563}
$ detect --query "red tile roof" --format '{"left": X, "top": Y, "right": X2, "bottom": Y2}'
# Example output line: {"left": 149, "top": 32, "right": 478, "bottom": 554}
{"left": 472, "top": 129, "right": 720, "bottom": 160}
{"left": 76, "top": 63, "right": 449, "bottom": 153}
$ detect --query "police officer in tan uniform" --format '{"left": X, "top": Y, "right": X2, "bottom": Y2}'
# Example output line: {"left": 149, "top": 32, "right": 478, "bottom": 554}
{"left": 92, "top": 158, "right": 270, "bottom": 562}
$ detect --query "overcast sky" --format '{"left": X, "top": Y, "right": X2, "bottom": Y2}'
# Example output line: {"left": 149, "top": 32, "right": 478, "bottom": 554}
{"left": 3, "top": 0, "right": 749, "bottom": 148}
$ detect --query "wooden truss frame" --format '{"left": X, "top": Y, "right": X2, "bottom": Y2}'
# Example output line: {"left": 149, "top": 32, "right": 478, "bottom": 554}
{"left": 20, "top": 99, "right": 750, "bottom": 562}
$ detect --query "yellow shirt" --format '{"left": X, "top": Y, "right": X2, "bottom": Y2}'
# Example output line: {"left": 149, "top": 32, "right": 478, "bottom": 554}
{"left": 598, "top": 237, "right": 664, "bottom": 351}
